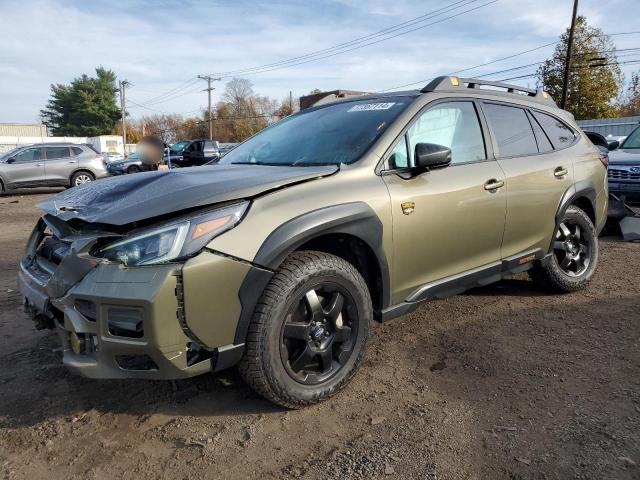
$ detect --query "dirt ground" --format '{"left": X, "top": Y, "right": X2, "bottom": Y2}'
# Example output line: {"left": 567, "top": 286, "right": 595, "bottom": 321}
{"left": 0, "top": 191, "right": 638, "bottom": 480}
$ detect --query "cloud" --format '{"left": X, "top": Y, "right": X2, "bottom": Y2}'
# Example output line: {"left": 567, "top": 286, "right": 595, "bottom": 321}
{"left": 0, "top": 0, "right": 638, "bottom": 123}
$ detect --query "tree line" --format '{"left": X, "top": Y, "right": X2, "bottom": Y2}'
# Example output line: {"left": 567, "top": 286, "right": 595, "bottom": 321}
{"left": 40, "top": 16, "right": 640, "bottom": 143}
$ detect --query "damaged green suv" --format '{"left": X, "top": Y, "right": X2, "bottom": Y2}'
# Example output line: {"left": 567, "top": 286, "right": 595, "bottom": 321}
{"left": 19, "top": 77, "right": 608, "bottom": 408}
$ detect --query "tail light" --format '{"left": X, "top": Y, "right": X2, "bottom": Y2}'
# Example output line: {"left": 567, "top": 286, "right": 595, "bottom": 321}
{"left": 599, "top": 152, "right": 609, "bottom": 168}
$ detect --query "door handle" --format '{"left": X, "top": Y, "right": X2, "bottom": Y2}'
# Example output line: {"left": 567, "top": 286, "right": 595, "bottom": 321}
{"left": 554, "top": 166, "right": 568, "bottom": 178}
{"left": 484, "top": 179, "right": 504, "bottom": 191}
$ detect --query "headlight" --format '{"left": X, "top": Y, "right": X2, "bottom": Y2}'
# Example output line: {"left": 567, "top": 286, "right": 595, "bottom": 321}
{"left": 95, "top": 202, "right": 248, "bottom": 266}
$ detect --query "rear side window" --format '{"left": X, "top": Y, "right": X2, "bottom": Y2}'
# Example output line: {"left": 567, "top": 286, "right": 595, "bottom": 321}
{"left": 71, "top": 146, "right": 83, "bottom": 156}
{"left": 45, "top": 146, "right": 70, "bottom": 159}
{"left": 483, "top": 103, "right": 538, "bottom": 158}
{"left": 527, "top": 111, "right": 553, "bottom": 153}
{"left": 531, "top": 111, "right": 576, "bottom": 149}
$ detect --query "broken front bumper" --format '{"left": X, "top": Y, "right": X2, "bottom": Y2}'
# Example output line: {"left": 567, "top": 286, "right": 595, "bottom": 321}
{"left": 18, "top": 221, "right": 260, "bottom": 380}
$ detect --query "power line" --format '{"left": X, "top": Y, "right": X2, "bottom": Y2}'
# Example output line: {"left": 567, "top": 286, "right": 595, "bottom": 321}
{"left": 208, "top": 0, "right": 499, "bottom": 78}
{"left": 211, "top": 0, "right": 483, "bottom": 77}
{"left": 379, "top": 40, "right": 559, "bottom": 91}
{"left": 379, "top": 31, "right": 640, "bottom": 92}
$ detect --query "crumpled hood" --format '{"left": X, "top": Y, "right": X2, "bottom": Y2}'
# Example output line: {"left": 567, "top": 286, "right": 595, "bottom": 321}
{"left": 38, "top": 164, "right": 337, "bottom": 226}
{"left": 609, "top": 148, "right": 640, "bottom": 165}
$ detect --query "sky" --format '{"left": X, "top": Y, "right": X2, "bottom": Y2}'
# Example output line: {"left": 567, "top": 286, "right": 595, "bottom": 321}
{"left": 0, "top": 0, "right": 639, "bottom": 123}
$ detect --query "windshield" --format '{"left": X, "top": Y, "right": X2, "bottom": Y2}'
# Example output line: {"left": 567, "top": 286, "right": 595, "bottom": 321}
{"left": 219, "top": 97, "right": 412, "bottom": 166}
{"left": 0, "top": 147, "right": 23, "bottom": 159}
{"left": 170, "top": 140, "right": 190, "bottom": 152}
{"left": 621, "top": 127, "right": 640, "bottom": 149}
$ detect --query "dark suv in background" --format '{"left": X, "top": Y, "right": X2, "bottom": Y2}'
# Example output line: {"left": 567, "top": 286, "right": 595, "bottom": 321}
{"left": 0, "top": 143, "right": 109, "bottom": 192}
{"left": 176, "top": 139, "right": 221, "bottom": 167}
{"left": 608, "top": 125, "right": 640, "bottom": 204}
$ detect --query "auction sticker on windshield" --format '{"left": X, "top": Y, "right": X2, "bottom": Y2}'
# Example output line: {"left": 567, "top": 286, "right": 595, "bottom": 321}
{"left": 348, "top": 102, "right": 396, "bottom": 112}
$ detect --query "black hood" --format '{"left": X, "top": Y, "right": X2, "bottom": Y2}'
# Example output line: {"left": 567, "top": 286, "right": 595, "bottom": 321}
{"left": 38, "top": 164, "right": 337, "bottom": 226}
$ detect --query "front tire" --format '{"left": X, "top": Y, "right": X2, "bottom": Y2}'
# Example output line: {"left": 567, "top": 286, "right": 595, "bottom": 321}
{"left": 529, "top": 206, "right": 598, "bottom": 292}
{"left": 70, "top": 171, "right": 94, "bottom": 187}
{"left": 238, "top": 251, "right": 372, "bottom": 408}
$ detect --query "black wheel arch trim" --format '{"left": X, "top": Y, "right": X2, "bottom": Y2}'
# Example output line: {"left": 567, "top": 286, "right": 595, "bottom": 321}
{"left": 555, "top": 180, "right": 596, "bottom": 224}
{"left": 234, "top": 202, "right": 390, "bottom": 345}
{"left": 552, "top": 180, "right": 597, "bottom": 252}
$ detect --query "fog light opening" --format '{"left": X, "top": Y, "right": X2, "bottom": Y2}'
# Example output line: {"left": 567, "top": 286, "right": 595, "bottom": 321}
{"left": 186, "top": 342, "right": 215, "bottom": 367}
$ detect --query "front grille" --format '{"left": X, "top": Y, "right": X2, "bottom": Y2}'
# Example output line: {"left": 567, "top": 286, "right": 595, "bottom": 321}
{"left": 608, "top": 169, "right": 640, "bottom": 181}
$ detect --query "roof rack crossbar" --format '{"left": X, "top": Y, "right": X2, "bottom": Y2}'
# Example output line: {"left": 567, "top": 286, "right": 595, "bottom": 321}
{"left": 420, "top": 76, "right": 553, "bottom": 104}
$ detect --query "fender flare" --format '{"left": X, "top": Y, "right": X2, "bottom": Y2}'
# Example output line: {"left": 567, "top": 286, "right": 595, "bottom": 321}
{"left": 555, "top": 180, "right": 596, "bottom": 224}
{"left": 233, "top": 202, "right": 390, "bottom": 345}
{"left": 549, "top": 180, "right": 597, "bottom": 253}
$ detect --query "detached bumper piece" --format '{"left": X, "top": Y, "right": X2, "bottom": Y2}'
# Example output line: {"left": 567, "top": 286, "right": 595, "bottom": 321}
{"left": 18, "top": 219, "right": 254, "bottom": 380}
{"left": 607, "top": 194, "right": 640, "bottom": 242}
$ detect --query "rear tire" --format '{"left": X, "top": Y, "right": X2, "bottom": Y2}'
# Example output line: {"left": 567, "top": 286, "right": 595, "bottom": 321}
{"left": 529, "top": 206, "right": 598, "bottom": 292}
{"left": 127, "top": 165, "right": 140, "bottom": 174}
{"left": 238, "top": 251, "right": 372, "bottom": 409}
{"left": 70, "top": 171, "right": 94, "bottom": 187}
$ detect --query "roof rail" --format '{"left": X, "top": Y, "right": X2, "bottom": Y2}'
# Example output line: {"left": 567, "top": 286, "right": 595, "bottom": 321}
{"left": 421, "top": 76, "right": 556, "bottom": 105}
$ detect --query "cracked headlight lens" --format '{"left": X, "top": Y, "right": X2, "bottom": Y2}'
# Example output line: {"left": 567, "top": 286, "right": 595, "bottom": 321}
{"left": 96, "top": 202, "right": 248, "bottom": 266}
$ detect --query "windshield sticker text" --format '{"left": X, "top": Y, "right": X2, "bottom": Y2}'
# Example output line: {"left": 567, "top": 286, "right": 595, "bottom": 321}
{"left": 347, "top": 102, "right": 396, "bottom": 112}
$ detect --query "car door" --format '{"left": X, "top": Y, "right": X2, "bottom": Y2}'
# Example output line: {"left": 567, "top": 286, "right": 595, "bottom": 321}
{"left": 382, "top": 100, "right": 507, "bottom": 302}
{"left": 183, "top": 141, "right": 200, "bottom": 166}
{"left": 481, "top": 102, "right": 575, "bottom": 258}
{"left": 203, "top": 140, "right": 218, "bottom": 164}
{"left": 44, "top": 146, "right": 76, "bottom": 185}
{"left": 2, "top": 146, "right": 45, "bottom": 186}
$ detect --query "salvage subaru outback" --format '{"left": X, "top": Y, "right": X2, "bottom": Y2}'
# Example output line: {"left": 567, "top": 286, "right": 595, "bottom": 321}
{"left": 19, "top": 77, "right": 607, "bottom": 408}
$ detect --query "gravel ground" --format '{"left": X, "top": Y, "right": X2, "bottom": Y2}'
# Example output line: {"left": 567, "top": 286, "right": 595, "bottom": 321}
{"left": 0, "top": 191, "right": 638, "bottom": 480}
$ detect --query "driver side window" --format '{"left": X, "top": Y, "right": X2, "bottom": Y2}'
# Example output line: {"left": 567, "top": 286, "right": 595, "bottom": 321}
{"left": 14, "top": 148, "right": 41, "bottom": 163}
{"left": 407, "top": 101, "right": 486, "bottom": 165}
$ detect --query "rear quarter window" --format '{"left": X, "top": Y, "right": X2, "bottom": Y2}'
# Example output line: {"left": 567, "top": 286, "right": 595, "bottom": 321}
{"left": 531, "top": 111, "right": 576, "bottom": 150}
{"left": 71, "top": 146, "right": 84, "bottom": 156}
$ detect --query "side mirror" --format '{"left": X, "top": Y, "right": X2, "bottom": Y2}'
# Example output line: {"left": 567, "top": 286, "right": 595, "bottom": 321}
{"left": 608, "top": 140, "right": 620, "bottom": 151}
{"left": 5, "top": 157, "right": 16, "bottom": 164}
{"left": 414, "top": 143, "right": 452, "bottom": 170}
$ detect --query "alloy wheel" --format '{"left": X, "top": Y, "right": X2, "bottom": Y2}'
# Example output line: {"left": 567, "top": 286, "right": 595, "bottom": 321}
{"left": 552, "top": 221, "right": 591, "bottom": 277}
{"left": 280, "top": 283, "right": 357, "bottom": 385}
{"left": 74, "top": 174, "right": 93, "bottom": 185}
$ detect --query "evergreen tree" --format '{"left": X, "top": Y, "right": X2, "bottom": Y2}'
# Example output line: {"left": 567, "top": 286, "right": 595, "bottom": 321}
{"left": 41, "top": 67, "right": 121, "bottom": 136}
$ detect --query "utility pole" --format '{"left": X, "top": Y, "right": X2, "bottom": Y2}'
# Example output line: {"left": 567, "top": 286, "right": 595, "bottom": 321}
{"left": 119, "top": 80, "right": 131, "bottom": 148}
{"left": 198, "top": 75, "right": 221, "bottom": 140}
{"left": 560, "top": 0, "right": 579, "bottom": 110}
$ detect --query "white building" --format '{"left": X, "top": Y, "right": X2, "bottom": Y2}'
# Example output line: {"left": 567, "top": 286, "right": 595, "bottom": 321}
{"left": 0, "top": 133, "right": 125, "bottom": 156}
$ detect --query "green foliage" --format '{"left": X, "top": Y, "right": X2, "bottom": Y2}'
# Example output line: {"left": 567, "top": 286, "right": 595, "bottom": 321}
{"left": 537, "top": 16, "right": 622, "bottom": 120}
{"left": 41, "top": 67, "right": 121, "bottom": 136}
